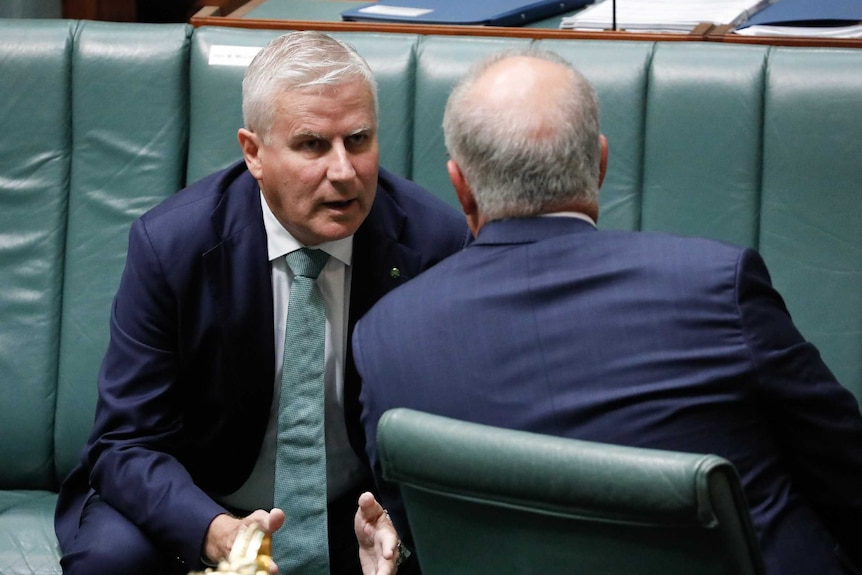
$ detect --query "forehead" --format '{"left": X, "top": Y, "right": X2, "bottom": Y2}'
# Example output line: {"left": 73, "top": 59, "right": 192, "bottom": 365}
{"left": 273, "top": 80, "right": 377, "bottom": 135}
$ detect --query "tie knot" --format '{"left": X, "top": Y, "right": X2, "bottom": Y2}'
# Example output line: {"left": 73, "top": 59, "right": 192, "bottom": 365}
{"left": 286, "top": 248, "right": 330, "bottom": 279}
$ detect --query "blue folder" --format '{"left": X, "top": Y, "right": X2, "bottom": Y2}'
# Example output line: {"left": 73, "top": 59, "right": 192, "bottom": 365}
{"left": 739, "top": 0, "right": 862, "bottom": 28}
{"left": 341, "top": 0, "right": 593, "bottom": 26}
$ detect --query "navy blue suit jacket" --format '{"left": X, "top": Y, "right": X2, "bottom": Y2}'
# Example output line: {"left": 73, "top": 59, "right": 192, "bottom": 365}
{"left": 55, "top": 161, "right": 469, "bottom": 568}
{"left": 354, "top": 216, "right": 862, "bottom": 575}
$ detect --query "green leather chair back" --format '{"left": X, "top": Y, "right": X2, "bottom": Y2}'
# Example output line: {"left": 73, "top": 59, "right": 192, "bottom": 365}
{"left": 758, "top": 47, "right": 862, "bottom": 395}
{"left": 640, "top": 42, "right": 766, "bottom": 247}
{"left": 378, "top": 408, "right": 765, "bottom": 575}
{"left": 0, "top": 0, "right": 60, "bottom": 18}
{"left": 0, "top": 19, "right": 75, "bottom": 490}
{"left": 53, "top": 21, "right": 192, "bottom": 485}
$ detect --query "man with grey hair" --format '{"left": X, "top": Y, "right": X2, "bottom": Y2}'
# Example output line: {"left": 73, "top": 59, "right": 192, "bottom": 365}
{"left": 55, "top": 31, "right": 468, "bottom": 575}
{"left": 353, "top": 48, "right": 862, "bottom": 574}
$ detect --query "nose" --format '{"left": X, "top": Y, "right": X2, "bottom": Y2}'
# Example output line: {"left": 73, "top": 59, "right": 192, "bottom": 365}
{"left": 327, "top": 141, "right": 357, "bottom": 182}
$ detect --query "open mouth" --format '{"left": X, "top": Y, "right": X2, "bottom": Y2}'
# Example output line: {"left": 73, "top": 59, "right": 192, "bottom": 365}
{"left": 324, "top": 199, "right": 356, "bottom": 210}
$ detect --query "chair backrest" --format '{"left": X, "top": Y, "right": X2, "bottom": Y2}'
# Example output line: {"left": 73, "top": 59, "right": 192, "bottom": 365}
{"left": 377, "top": 408, "right": 765, "bottom": 575}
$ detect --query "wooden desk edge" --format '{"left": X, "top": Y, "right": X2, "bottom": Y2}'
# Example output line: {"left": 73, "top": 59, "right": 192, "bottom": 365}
{"left": 191, "top": 5, "right": 862, "bottom": 47}
{"left": 190, "top": 11, "right": 703, "bottom": 41}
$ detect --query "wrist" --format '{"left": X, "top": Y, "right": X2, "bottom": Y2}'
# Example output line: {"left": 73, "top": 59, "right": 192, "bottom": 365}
{"left": 204, "top": 512, "right": 237, "bottom": 564}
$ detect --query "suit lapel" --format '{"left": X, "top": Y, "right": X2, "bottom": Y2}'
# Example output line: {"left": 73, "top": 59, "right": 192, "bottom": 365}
{"left": 202, "top": 168, "right": 275, "bottom": 402}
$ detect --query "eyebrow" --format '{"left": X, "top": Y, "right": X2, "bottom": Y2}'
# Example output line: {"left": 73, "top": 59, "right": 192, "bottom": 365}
{"left": 293, "top": 129, "right": 325, "bottom": 140}
{"left": 347, "top": 125, "right": 376, "bottom": 137}
{"left": 293, "top": 125, "right": 376, "bottom": 140}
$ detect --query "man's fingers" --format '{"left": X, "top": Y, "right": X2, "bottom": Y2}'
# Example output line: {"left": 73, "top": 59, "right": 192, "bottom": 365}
{"left": 267, "top": 508, "right": 286, "bottom": 532}
{"left": 357, "top": 491, "right": 380, "bottom": 514}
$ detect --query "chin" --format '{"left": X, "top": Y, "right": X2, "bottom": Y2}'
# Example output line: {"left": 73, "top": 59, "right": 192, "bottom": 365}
{"left": 313, "top": 222, "right": 363, "bottom": 245}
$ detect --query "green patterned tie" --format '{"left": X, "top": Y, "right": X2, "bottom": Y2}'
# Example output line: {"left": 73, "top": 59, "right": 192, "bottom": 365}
{"left": 273, "top": 247, "right": 331, "bottom": 575}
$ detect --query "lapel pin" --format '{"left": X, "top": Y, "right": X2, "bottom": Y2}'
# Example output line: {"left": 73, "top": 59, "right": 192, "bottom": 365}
{"left": 390, "top": 267, "right": 401, "bottom": 279}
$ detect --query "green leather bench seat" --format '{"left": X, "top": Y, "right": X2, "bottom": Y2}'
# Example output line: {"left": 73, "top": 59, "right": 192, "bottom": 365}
{"left": 0, "top": 20, "right": 860, "bottom": 574}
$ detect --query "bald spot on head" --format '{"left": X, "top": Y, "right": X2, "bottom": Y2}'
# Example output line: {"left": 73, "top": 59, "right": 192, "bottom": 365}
{"left": 467, "top": 56, "right": 574, "bottom": 143}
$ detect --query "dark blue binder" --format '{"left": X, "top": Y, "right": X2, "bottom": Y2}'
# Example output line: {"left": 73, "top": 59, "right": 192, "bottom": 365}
{"left": 341, "top": 0, "right": 593, "bottom": 26}
{"left": 739, "top": 0, "right": 862, "bottom": 28}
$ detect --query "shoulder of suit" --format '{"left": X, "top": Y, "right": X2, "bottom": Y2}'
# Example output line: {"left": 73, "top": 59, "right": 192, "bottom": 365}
{"left": 140, "top": 161, "right": 252, "bottom": 221}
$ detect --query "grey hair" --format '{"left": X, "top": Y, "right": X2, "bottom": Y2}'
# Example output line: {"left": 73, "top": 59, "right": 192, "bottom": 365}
{"left": 442, "top": 48, "right": 601, "bottom": 221}
{"left": 242, "top": 31, "right": 378, "bottom": 142}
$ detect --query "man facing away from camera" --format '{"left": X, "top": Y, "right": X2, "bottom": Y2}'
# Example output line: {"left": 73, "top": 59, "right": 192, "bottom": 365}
{"left": 352, "top": 48, "right": 862, "bottom": 575}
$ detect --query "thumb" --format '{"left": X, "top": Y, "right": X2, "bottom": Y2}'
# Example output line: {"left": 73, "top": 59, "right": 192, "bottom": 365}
{"left": 267, "top": 508, "right": 286, "bottom": 533}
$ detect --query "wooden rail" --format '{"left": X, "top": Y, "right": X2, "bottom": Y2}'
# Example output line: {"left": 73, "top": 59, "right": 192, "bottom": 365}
{"left": 190, "top": 1, "right": 862, "bottom": 48}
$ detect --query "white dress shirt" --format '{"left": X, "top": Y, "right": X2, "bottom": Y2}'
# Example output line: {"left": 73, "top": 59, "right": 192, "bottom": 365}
{"left": 218, "top": 192, "right": 367, "bottom": 511}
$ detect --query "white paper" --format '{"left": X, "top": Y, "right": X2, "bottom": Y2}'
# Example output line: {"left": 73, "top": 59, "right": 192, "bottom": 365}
{"left": 561, "top": 0, "right": 768, "bottom": 32}
{"left": 357, "top": 5, "right": 434, "bottom": 18}
{"left": 734, "top": 23, "right": 862, "bottom": 37}
{"left": 208, "top": 45, "right": 262, "bottom": 67}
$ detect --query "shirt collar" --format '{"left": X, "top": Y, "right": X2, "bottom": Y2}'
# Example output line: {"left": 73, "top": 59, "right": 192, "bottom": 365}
{"left": 538, "top": 211, "right": 596, "bottom": 227}
{"left": 260, "top": 190, "right": 353, "bottom": 266}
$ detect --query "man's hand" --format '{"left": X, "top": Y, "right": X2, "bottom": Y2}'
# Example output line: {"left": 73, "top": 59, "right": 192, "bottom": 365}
{"left": 354, "top": 492, "right": 404, "bottom": 575}
{"left": 204, "top": 508, "right": 286, "bottom": 573}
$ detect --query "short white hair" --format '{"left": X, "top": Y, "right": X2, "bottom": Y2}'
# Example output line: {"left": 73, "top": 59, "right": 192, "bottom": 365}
{"left": 242, "top": 31, "right": 378, "bottom": 142}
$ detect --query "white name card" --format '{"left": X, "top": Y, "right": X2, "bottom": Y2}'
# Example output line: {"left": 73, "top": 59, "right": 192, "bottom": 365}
{"left": 208, "top": 45, "right": 262, "bottom": 67}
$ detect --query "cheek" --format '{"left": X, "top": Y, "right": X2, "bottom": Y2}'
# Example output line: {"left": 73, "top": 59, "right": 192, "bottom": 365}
{"left": 355, "top": 153, "right": 379, "bottom": 184}
{"left": 261, "top": 166, "right": 316, "bottom": 216}
{"left": 262, "top": 157, "right": 319, "bottom": 199}
{"left": 265, "top": 153, "right": 300, "bottom": 183}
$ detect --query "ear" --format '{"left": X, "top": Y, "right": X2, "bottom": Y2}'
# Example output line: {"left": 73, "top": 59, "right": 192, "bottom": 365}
{"left": 238, "top": 128, "right": 264, "bottom": 180}
{"left": 598, "top": 134, "right": 608, "bottom": 189}
{"left": 447, "top": 159, "right": 482, "bottom": 237}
